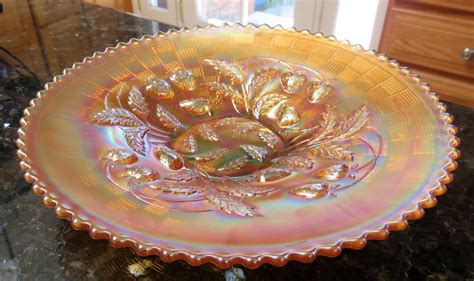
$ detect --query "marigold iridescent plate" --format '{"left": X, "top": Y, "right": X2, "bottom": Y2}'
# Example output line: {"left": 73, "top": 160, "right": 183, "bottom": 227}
{"left": 17, "top": 25, "right": 459, "bottom": 268}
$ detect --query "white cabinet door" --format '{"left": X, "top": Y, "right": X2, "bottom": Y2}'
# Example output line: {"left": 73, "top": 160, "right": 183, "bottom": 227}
{"left": 132, "top": 0, "right": 179, "bottom": 26}
{"left": 181, "top": 0, "right": 321, "bottom": 31}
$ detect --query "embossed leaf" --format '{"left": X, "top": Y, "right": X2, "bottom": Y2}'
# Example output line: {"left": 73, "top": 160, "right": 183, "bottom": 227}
{"left": 309, "top": 144, "right": 354, "bottom": 161}
{"left": 128, "top": 86, "right": 149, "bottom": 119}
{"left": 217, "top": 185, "right": 278, "bottom": 197}
{"left": 214, "top": 117, "right": 249, "bottom": 127}
{"left": 204, "top": 59, "right": 243, "bottom": 84}
{"left": 182, "top": 134, "right": 198, "bottom": 153}
{"left": 164, "top": 168, "right": 197, "bottom": 182}
{"left": 309, "top": 105, "right": 338, "bottom": 144}
{"left": 89, "top": 108, "right": 141, "bottom": 127}
{"left": 192, "top": 148, "right": 229, "bottom": 162}
{"left": 252, "top": 92, "right": 289, "bottom": 119}
{"left": 248, "top": 68, "right": 279, "bottom": 101}
{"left": 206, "top": 192, "right": 260, "bottom": 217}
{"left": 218, "top": 156, "right": 249, "bottom": 173}
{"left": 337, "top": 104, "right": 369, "bottom": 139}
{"left": 232, "top": 122, "right": 259, "bottom": 137}
{"left": 151, "top": 183, "right": 204, "bottom": 195}
{"left": 196, "top": 123, "right": 220, "bottom": 141}
{"left": 271, "top": 156, "right": 314, "bottom": 170}
{"left": 240, "top": 145, "right": 267, "bottom": 162}
{"left": 205, "top": 81, "right": 239, "bottom": 104}
{"left": 258, "top": 131, "right": 279, "bottom": 150}
{"left": 155, "top": 104, "right": 184, "bottom": 131}
{"left": 124, "top": 127, "right": 149, "bottom": 155}
{"left": 290, "top": 183, "right": 329, "bottom": 199}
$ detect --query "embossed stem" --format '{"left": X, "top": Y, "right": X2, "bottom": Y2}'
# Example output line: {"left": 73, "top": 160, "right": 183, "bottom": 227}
{"left": 241, "top": 84, "right": 250, "bottom": 114}
{"left": 332, "top": 132, "right": 384, "bottom": 192}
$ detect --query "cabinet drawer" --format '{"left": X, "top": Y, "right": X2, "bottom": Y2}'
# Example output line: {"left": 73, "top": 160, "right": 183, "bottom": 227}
{"left": 380, "top": 7, "right": 474, "bottom": 79}
{"left": 410, "top": 66, "right": 474, "bottom": 107}
{"left": 398, "top": 0, "right": 474, "bottom": 12}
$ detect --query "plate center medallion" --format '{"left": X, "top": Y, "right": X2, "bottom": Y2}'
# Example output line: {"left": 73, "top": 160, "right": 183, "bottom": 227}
{"left": 171, "top": 117, "right": 284, "bottom": 177}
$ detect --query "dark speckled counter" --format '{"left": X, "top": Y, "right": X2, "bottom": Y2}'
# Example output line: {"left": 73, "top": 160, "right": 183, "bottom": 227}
{"left": 0, "top": 1, "right": 473, "bottom": 280}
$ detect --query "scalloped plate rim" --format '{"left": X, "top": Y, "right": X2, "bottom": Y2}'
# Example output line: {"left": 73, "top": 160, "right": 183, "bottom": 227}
{"left": 16, "top": 23, "right": 460, "bottom": 269}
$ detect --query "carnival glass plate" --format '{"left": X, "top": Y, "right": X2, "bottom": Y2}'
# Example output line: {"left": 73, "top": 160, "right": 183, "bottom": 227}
{"left": 17, "top": 25, "right": 459, "bottom": 268}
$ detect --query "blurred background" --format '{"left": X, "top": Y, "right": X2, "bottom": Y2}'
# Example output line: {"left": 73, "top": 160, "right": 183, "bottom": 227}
{"left": 3, "top": 0, "right": 472, "bottom": 106}
{"left": 98, "top": 0, "right": 387, "bottom": 50}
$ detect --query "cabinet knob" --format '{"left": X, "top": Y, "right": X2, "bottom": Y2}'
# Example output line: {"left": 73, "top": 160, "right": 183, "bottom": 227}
{"left": 461, "top": 48, "right": 473, "bottom": 61}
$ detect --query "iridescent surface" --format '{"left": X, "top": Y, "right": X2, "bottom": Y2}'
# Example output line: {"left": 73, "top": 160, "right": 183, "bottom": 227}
{"left": 19, "top": 26, "right": 457, "bottom": 267}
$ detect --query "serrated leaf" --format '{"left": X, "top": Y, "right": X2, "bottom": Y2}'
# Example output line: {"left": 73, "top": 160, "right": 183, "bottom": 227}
{"left": 309, "top": 105, "right": 338, "bottom": 144}
{"left": 182, "top": 134, "right": 198, "bottom": 153}
{"left": 124, "top": 127, "right": 149, "bottom": 155}
{"left": 214, "top": 117, "right": 249, "bottom": 127}
{"left": 258, "top": 131, "right": 279, "bottom": 150}
{"left": 232, "top": 122, "right": 259, "bottom": 137}
{"left": 216, "top": 184, "right": 277, "bottom": 197}
{"left": 164, "top": 168, "right": 197, "bottom": 182}
{"left": 205, "top": 81, "right": 239, "bottom": 104}
{"left": 155, "top": 104, "right": 184, "bottom": 131}
{"left": 204, "top": 59, "right": 243, "bottom": 84}
{"left": 196, "top": 123, "right": 220, "bottom": 141}
{"left": 150, "top": 183, "right": 204, "bottom": 195}
{"left": 217, "top": 156, "right": 249, "bottom": 173}
{"left": 309, "top": 144, "right": 354, "bottom": 161}
{"left": 240, "top": 145, "right": 267, "bottom": 162}
{"left": 248, "top": 68, "right": 279, "bottom": 102}
{"left": 89, "top": 108, "right": 141, "bottom": 127}
{"left": 337, "top": 104, "right": 369, "bottom": 139}
{"left": 207, "top": 192, "right": 260, "bottom": 217}
{"left": 271, "top": 155, "right": 314, "bottom": 170}
{"left": 192, "top": 148, "right": 229, "bottom": 162}
{"left": 128, "top": 86, "right": 149, "bottom": 119}
{"left": 252, "top": 92, "right": 288, "bottom": 119}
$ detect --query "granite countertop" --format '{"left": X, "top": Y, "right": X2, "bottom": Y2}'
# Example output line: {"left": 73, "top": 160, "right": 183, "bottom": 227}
{"left": 0, "top": 1, "right": 473, "bottom": 280}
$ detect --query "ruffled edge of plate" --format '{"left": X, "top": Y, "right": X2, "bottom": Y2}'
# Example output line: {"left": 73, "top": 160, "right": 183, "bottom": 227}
{"left": 16, "top": 24, "right": 460, "bottom": 269}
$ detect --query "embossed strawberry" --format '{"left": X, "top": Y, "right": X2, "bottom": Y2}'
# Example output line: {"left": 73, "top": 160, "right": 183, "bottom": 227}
{"left": 280, "top": 71, "right": 306, "bottom": 94}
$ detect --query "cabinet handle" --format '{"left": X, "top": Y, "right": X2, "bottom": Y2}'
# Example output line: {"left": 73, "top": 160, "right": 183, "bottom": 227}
{"left": 461, "top": 48, "right": 473, "bottom": 61}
